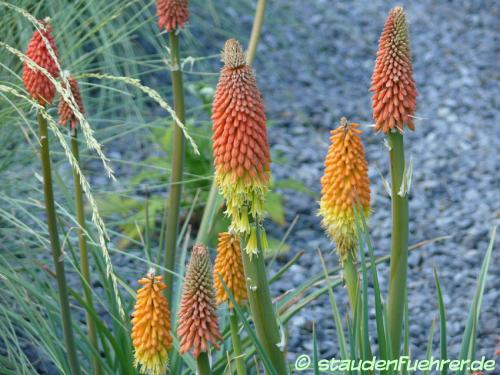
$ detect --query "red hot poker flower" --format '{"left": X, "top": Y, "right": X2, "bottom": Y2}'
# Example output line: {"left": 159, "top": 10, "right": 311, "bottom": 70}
{"left": 157, "top": 0, "right": 189, "bottom": 32}
{"left": 177, "top": 244, "right": 221, "bottom": 358}
{"left": 212, "top": 39, "right": 271, "bottom": 250}
{"left": 370, "top": 7, "right": 417, "bottom": 133}
{"left": 58, "top": 75, "right": 84, "bottom": 129}
{"left": 22, "top": 20, "right": 60, "bottom": 105}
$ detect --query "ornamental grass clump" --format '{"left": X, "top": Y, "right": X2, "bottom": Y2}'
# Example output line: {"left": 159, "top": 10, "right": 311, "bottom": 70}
{"left": 177, "top": 244, "right": 221, "bottom": 373}
{"left": 131, "top": 272, "right": 173, "bottom": 375}
{"left": 371, "top": 6, "right": 416, "bottom": 356}
{"left": 157, "top": 0, "right": 189, "bottom": 32}
{"left": 319, "top": 117, "right": 370, "bottom": 311}
{"left": 212, "top": 38, "right": 271, "bottom": 255}
{"left": 22, "top": 19, "right": 81, "bottom": 375}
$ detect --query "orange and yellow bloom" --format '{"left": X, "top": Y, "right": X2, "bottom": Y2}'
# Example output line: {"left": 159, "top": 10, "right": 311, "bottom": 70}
{"left": 177, "top": 244, "right": 221, "bottom": 358}
{"left": 156, "top": 0, "right": 189, "bottom": 32}
{"left": 213, "top": 232, "right": 247, "bottom": 307}
{"left": 370, "top": 6, "right": 417, "bottom": 133}
{"left": 131, "top": 272, "right": 172, "bottom": 375}
{"left": 319, "top": 118, "right": 370, "bottom": 261}
{"left": 212, "top": 39, "right": 271, "bottom": 252}
{"left": 22, "top": 19, "right": 60, "bottom": 106}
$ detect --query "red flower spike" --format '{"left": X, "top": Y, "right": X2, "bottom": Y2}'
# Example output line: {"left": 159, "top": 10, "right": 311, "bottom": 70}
{"left": 157, "top": 0, "right": 189, "bottom": 32}
{"left": 22, "top": 20, "right": 60, "bottom": 105}
{"left": 58, "top": 76, "right": 84, "bottom": 129}
{"left": 370, "top": 7, "right": 417, "bottom": 133}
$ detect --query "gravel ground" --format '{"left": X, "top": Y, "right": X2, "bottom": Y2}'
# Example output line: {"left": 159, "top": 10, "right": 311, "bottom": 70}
{"left": 236, "top": 0, "right": 500, "bottom": 369}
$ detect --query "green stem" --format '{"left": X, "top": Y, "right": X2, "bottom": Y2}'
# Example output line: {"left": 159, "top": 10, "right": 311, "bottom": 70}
{"left": 196, "top": 352, "right": 211, "bottom": 375}
{"left": 229, "top": 312, "right": 247, "bottom": 375}
{"left": 70, "top": 129, "right": 101, "bottom": 375}
{"left": 37, "top": 113, "right": 81, "bottom": 375}
{"left": 386, "top": 131, "right": 409, "bottom": 357}
{"left": 163, "top": 30, "right": 186, "bottom": 305}
{"left": 195, "top": 180, "right": 221, "bottom": 244}
{"left": 342, "top": 253, "right": 359, "bottom": 315}
{"left": 246, "top": 0, "right": 267, "bottom": 65}
{"left": 241, "top": 225, "right": 287, "bottom": 374}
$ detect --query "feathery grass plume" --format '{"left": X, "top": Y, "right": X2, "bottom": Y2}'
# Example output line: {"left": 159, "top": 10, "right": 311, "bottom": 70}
{"left": 213, "top": 232, "right": 247, "bottom": 307}
{"left": 177, "top": 244, "right": 221, "bottom": 358}
{"left": 319, "top": 117, "right": 371, "bottom": 262}
{"left": 131, "top": 271, "right": 173, "bottom": 375}
{"left": 212, "top": 39, "right": 270, "bottom": 254}
{"left": 58, "top": 74, "right": 84, "bottom": 128}
{"left": 370, "top": 6, "right": 417, "bottom": 133}
{"left": 157, "top": 0, "right": 189, "bottom": 32}
{"left": 22, "top": 18, "right": 59, "bottom": 105}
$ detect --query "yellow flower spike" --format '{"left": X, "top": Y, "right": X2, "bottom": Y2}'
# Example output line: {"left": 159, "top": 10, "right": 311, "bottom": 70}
{"left": 318, "top": 117, "right": 371, "bottom": 262}
{"left": 131, "top": 271, "right": 172, "bottom": 375}
{"left": 213, "top": 232, "right": 248, "bottom": 307}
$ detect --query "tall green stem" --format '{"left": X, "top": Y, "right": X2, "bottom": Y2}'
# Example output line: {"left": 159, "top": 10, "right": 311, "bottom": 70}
{"left": 195, "top": 181, "right": 221, "bottom": 244}
{"left": 229, "top": 312, "right": 247, "bottom": 375}
{"left": 386, "top": 131, "right": 409, "bottom": 357}
{"left": 241, "top": 225, "right": 287, "bottom": 374}
{"left": 342, "top": 253, "right": 359, "bottom": 315}
{"left": 196, "top": 352, "right": 211, "bottom": 375}
{"left": 163, "top": 30, "right": 186, "bottom": 305}
{"left": 247, "top": 0, "right": 267, "bottom": 65}
{"left": 37, "top": 113, "right": 81, "bottom": 375}
{"left": 70, "top": 128, "right": 101, "bottom": 375}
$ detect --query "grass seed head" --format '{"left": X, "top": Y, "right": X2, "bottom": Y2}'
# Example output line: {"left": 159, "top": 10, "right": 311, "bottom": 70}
{"left": 319, "top": 118, "right": 371, "bottom": 262}
{"left": 131, "top": 272, "right": 172, "bottom": 375}
{"left": 370, "top": 6, "right": 417, "bottom": 133}
{"left": 212, "top": 39, "right": 271, "bottom": 241}
{"left": 22, "top": 20, "right": 60, "bottom": 105}
{"left": 157, "top": 0, "right": 189, "bottom": 32}
{"left": 58, "top": 75, "right": 84, "bottom": 128}
{"left": 177, "top": 244, "right": 221, "bottom": 358}
{"left": 214, "top": 232, "right": 247, "bottom": 307}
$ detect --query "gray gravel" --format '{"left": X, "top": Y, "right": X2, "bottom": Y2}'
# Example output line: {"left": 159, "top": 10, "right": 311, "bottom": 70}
{"left": 230, "top": 0, "right": 500, "bottom": 369}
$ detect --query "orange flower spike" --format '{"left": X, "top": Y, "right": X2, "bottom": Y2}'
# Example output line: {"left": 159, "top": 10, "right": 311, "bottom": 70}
{"left": 370, "top": 6, "right": 417, "bottom": 133}
{"left": 22, "top": 19, "right": 60, "bottom": 106}
{"left": 212, "top": 39, "right": 271, "bottom": 244}
{"left": 58, "top": 75, "right": 84, "bottom": 129}
{"left": 319, "top": 118, "right": 371, "bottom": 261}
{"left": 156, "top": 0, "right": 189, "bottom": 32}
{"left": 131, "top": 272, "right": 173, "bottom": 375}
{"left": 177, "top": 244, "right": 221, "bottom": 358}
{"left": 213, "top": 232, "right": 247, "bottom": 307}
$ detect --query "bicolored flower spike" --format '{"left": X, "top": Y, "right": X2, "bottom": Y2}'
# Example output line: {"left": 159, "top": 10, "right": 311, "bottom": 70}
{"left": 58, "top": 74, "right": 84, "bottom": 128}
{"left": 212, "top": 39, "right": 271, "bottom": 241}
{"left": 177, "top": 244, "right": 221, "bottom": 358}
{"left": 213, "top": 232, "right": 247, "bottom": 307}
{"left": 22, "top": 19, "right": 60, "bottom": 105}
{"left": 131, "top": 271, "right": 173, "bottom": 375}
{"left": 370, "top": 6, "right": 417, "bottom": 133}
{"left": 157, "top": 0, "right": 189, "bottom": 32}
{"left": 319, "top": 118, "right": 371, "bottom": 262}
